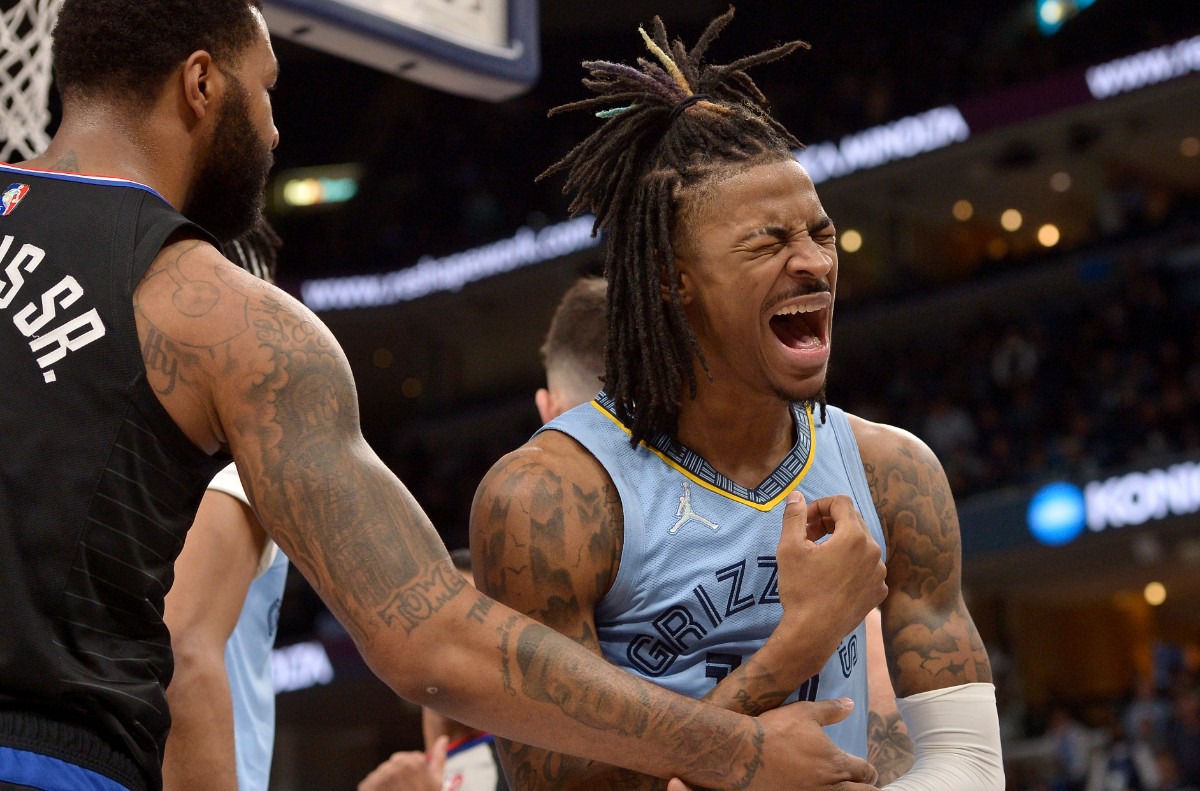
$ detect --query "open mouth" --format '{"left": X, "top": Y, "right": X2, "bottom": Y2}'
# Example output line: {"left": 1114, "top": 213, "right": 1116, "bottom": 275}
{"left": 769, "top": 299, "right": 828, "bottom": 350}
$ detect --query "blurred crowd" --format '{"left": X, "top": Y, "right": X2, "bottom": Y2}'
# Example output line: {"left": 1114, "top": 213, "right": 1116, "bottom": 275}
{"left": 835, "top": 222, "right": 1200, "bottom": 499}
{"left": 1007, "top": 671, "right": 1200, "bottom": 791}
{"left": 271, "top": 1, "right": 1200, "bottom": 284}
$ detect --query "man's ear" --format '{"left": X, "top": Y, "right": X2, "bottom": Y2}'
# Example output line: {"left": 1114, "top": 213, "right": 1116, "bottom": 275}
{"left": 535, "top": 387, "right": 556, "bottom": 425}
{"left": 181, "top": 50, "right": 217, "bottom": 122}
{"left": 662, "top": 260, "right": 694, "bottom": 305}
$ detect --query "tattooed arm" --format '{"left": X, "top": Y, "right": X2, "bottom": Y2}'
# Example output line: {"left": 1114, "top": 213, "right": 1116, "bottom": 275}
{"left": 134, "top": 239, "right": 876, "bottom": 791}
{"left": 472, "top": 431, "right": 886, "bottom": 791}
{"left": 850, "top": 416, "right": 998, "bottom": 786}
{"left": 849, "top": 417, "right": 991, "bottom": 696}
{"left": 864, "top": 609, "right": 913, "bottom": 786}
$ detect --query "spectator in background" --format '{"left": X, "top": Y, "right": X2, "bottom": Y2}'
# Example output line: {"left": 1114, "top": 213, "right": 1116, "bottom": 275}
{"left": 921, "top": 394, "right": 979, "bottom": 458}
{"left": 1086, "top": 716, "right": 1158, "bottom": 791}
{"left": 1166, "top": 690, "right": 1200, "bottom": 788}
{"left": 991, "top": 323, "right": 1041, "bottom": 391}
{"left": 1122, "top": 675, "right": 1173, "bottom": 750}
{"left": 1155, "top": 749, "right": 1199, "bottom": 791}
{"left": 1047, "top": 707, "right": 1093, "bottom": 791}
{"left": 534, "top": 276, "right": 607, "bottom": 424}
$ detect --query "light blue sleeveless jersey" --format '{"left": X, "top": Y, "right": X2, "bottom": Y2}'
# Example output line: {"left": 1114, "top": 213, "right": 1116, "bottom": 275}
{"left": 208, "top": 465, "right": 289, "bottom": 791}
{"left": 539, "top": 394, "right": 886, "bottom": 758}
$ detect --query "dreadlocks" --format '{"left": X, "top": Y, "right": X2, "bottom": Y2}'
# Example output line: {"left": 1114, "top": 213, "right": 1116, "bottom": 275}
{"left": 222, "top": 218, "right": 282, "bottom": 285}
{"left": 540, "top": 7, "right": 810, "bottom": 447}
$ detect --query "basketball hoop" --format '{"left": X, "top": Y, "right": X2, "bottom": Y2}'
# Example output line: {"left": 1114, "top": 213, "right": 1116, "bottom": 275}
{"left": 0, "top": 0, "right": 63, "bottom": 162}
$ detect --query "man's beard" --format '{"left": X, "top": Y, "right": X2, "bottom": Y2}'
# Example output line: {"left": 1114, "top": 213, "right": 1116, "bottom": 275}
{"left": 773, "top": 380, "right": 827, "bottom": 410}
{"left": 185, "top": 77, "right": 273, "bottom": 244}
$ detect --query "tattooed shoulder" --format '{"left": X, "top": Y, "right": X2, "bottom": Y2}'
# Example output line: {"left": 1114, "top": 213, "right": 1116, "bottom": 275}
{"left": 848, "top": 416, "right": 953, "bottom": 556}
{"left": 470, "top": 433, "right": 623, "bottom": 636}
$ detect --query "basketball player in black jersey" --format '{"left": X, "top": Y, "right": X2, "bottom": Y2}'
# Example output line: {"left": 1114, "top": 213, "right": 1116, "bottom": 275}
{"left": 0, "top": 2, "right": 880, "bottom": 790}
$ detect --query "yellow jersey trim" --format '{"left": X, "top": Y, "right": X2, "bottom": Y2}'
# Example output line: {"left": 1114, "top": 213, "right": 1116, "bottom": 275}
{"left": 587, "top": 399, "right": 816, "bottom": 512}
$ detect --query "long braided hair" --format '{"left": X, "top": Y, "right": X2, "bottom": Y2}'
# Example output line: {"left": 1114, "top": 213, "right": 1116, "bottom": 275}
{"left": 222, "top": 218, "right": 281, "bottom": 285}
{"left": 540, "top": 7, "right": 808, "bottom": 446}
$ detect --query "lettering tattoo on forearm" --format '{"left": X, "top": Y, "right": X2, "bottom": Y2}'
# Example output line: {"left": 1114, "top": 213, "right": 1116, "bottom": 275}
{"left": 379, "top": 560, "right": 467, "bottom": 633}
{"left": 497, "top": 614, "right": 520, "bottom": 698}
{"left": 720, "top": 667, "right": 795, "bottom": 717}
{"left": 465, "top": 594, "right": 494, "bottom": 624}
{"left": 731, "top": 721, "right": 764, "bottom": 791}
{"left": 504, "top": 621, "right": 764, "bottom": 790}
{"left": 515, "top": 624, "right": 650, "bottom": 736}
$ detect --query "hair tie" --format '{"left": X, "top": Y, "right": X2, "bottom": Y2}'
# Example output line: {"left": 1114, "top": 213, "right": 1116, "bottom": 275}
{"left": 668, "top": 93, "right": 712, "bottom": 124}
{"left": 596, "top": 104, "right": 634, "bottom": 119}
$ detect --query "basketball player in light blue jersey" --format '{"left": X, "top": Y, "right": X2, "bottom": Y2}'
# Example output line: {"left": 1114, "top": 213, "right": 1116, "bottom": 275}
{"left": 536, "top": 277, "right": 915, "bottom": 784}
{"left": 164, "top": 464, "right": 289, "bottom": 791}
{"left": 163, "top": 223, "right": 288, "bottom": 791}
{"left": 472, "top": 9, "right": 1004, "bottom": 791}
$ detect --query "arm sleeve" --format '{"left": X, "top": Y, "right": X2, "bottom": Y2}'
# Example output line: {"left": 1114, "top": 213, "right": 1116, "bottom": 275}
{"left": 881, "top": 682, "right": 1005, "bottom": 791}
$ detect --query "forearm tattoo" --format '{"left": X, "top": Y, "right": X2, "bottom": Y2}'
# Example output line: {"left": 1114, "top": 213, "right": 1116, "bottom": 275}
{"left": 868, "top": 709, "right": 915, "bottom": 785}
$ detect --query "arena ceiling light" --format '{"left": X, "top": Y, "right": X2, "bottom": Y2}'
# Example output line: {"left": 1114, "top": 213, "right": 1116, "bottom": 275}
{"left": 1000, "top": 209, "right": 1023, "bottom": 232}
{"left": 1050, "top": 172, "right": 1072, "bottom": 192}
{"left": 1036, "top": 0, "right": 1068, "bottom": 35}
{"left": 1035, "top": 0, "right": 1098, "bottom": 36}
{"left": 1037, "top": 224, "right": 1061, "bottom": 247}
{"left": 1144, "top": 582, "right": 1167, "bottom": 606}
{"left": 273, "top": 163, "right": 363, "bottom": 212}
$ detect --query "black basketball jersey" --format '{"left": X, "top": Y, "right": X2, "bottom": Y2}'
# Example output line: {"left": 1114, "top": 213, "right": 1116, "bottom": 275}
{"left": 0, "top": 164, "right": 229, "bottom": 790}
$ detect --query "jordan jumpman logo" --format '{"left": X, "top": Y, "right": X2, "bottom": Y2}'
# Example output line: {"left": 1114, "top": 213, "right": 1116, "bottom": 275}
{"left": 669, "top": 480, "right": 719, "bottom": 534}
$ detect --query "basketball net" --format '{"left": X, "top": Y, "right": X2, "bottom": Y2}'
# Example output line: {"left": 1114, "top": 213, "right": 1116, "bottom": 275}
{"left": 0, "top": 0, "right": 63, "bottom": 162}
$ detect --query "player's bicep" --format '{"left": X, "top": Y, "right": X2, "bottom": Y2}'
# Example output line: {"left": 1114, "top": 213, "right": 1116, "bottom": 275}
{"left": 470, "top": 448, "right": 655, "bottom": 790}
{"left": 196, "top": 269, "right": 452, "bottom": 647}
{"left": 471, "top": 449, "right": 615, "bottom": 651}
{"left": 862, "top": 426, "right": 991, "bottom": 696}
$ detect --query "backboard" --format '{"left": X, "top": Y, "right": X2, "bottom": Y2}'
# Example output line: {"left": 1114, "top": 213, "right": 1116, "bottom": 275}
{"left": 262, "top": 0, "right": 539, "bottom": 101}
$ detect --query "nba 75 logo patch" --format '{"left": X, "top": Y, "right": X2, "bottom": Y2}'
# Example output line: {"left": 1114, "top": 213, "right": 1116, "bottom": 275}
{"left": 1, "top": 183, "right": 30, "bottom": 216}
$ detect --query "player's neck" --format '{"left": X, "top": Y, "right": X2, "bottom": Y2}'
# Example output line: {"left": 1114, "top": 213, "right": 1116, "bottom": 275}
{"left": 675, "top": 385, "right": 796, "bottom": 490}
{"left": 27, "top": 107, "right": 190, "bottom": 208}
